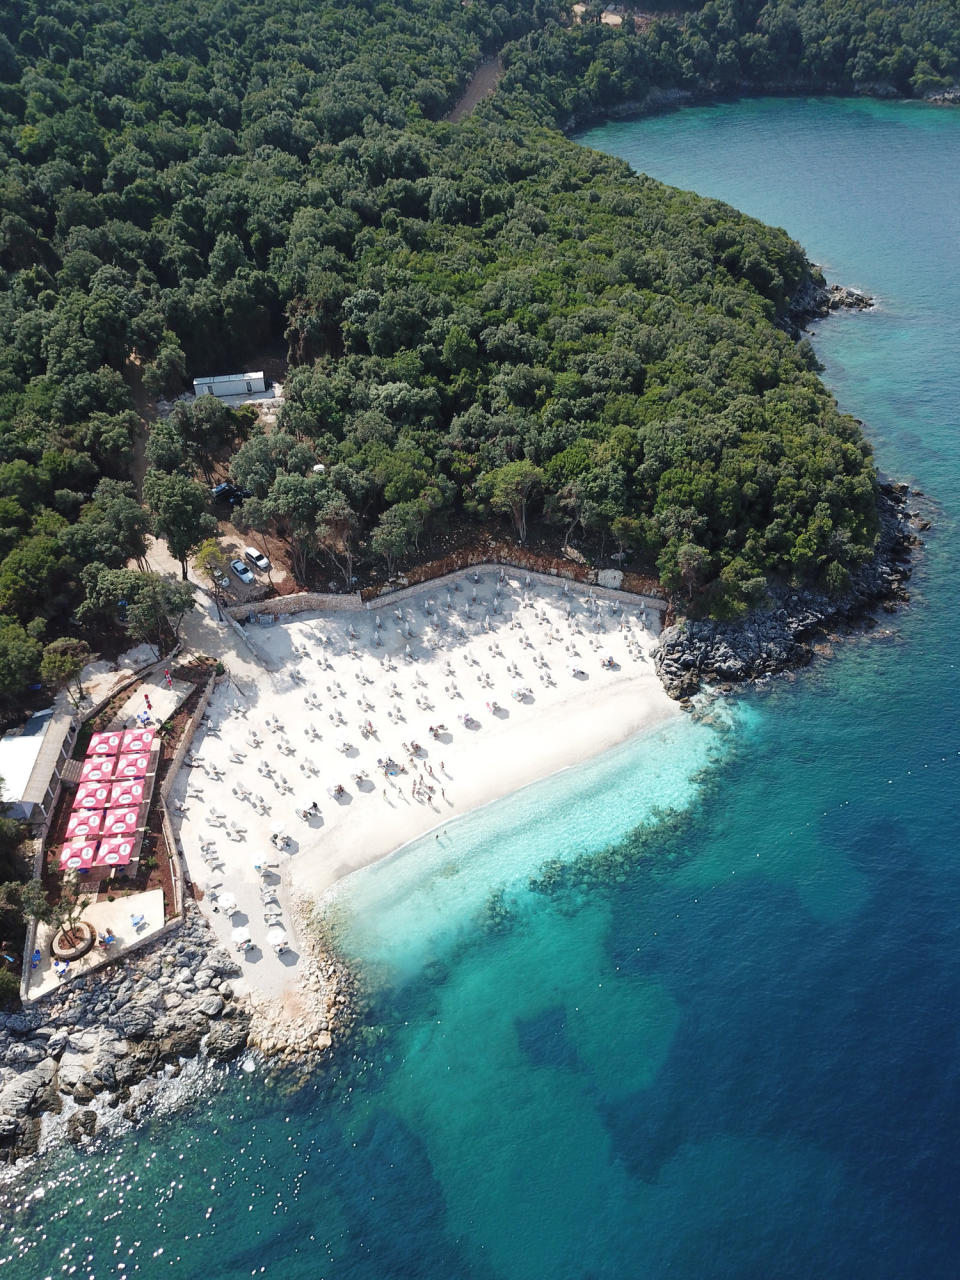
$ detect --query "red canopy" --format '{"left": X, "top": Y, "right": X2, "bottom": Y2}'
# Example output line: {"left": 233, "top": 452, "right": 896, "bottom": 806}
{"left": 94, "top": 837, "right": 134, "bottom": 867}
{"left": 87, "top": 731, "right": 122, "bottom": 757}
{"left": 59, "top": 840, "right": 97, "bottom": 870}
{"left": 114, "top": 752, "right": 150, "bottom": 780}
{"left": 65, "top": 809, "right": 103, "bottom": 840}
{"left": 101, "top": 807, "right": 138, "bottom": 837}
{"left": 121, "top": 728, "right": 156, "bottom": 754}
{"left": 110, "top": 779, "right": 145, "bottom": 808}
{"left": 75, "top": 781, "right": 112, "bottom": 810}
{"left": 80, "top": 756, "right": 116, "bottom": 784}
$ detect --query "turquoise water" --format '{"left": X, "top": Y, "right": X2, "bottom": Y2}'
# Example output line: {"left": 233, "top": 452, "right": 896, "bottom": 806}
{"left": 5, "top": 98, "right": 960, "bottom": 1278}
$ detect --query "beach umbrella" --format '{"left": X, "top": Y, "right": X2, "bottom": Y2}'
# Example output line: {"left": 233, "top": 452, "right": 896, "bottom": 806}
{"left": 121, "top": 728, "right": 156, "bottom": 754}
{"left": 219, "top": 892, "right": 239, "bottom": 914}
{"left": 59, "top": 840, "right": 97, "bottom": 871}
{"left": 94, "top": 838, "right": 134, "bottom": 867}
{"left": 267, "top": 927, "right": 286, "bottom": 948}
{"left": 115, "top": 752, "right": 150, "bottom": 779}
{"left": 80, "top": 756, "right": 116, "bottom": 784}
{"left": 66, "top": 808, "right": 103, "bottom": 840}
{"left": 75, "top": 781, "right": 111, "bottom": 809}
{"left": 110, "top": 779, "right": 145, "bottom": 808}
{"left": 231, "top": 925, "right": 251, "bottom": 945}
{"left": 101, "top": 807, "right": 138, "bottom": 837}
{"left": 87, "top": 730, "right": 122, "bottom": 757}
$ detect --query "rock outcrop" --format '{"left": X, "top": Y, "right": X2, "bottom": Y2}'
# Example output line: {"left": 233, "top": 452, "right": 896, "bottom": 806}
{"left": 784, "top": 274, "right": 874, "bottom": 337}
{"left": 0, "top": 905, "right": 250, "bottom": 1164}
{"left": 654, "top": 482, "right": 921, "bottom": 699}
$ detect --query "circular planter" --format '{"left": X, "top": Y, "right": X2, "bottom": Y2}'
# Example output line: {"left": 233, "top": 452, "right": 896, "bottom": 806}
{"left": 50, "top": 921, "right": 96, "bottom": 962}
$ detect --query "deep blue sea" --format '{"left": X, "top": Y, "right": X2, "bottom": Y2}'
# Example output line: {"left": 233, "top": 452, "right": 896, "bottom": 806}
{"left": 4, "top": 98, "right": 960, "bottom": 1279}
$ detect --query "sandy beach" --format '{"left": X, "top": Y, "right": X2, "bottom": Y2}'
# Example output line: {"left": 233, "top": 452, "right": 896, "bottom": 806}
{"left": 169, "top": 568, "right": 677, "bottom": 998}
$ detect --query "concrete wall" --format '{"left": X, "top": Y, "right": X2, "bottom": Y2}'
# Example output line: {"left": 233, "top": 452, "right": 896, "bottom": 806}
{"left": 159, "top": 671, "right": 222, "bottom": 919}
{"left": 225, "top": 590, "right": 362, "bottom": 621}
{"left": 361, "top": 545, "right": 667, "bottom": 612}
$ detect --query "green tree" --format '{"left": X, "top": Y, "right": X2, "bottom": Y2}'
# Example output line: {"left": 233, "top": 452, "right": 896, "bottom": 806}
{"left": 318, "top": 496, "right": 358, "bottom": 588}
{"left": 476, "top": 461, "right": 545, "bottom": 545}
{"left": 370, "top": 501, "right": 424, "bottom": 574}
{"left": 40, "top": 637, "right": 93, "bottom": 705}
{"left": 142, "top": 469, "right": 216, "bottom": 578}
{"left": 0, "top": 620, "right": 42, "bottom": 706}
{"left": 194, "top": 538, "right": 230, "bottom": 617}
{"left": 677, "top": 542, "right": 712, "bottom": 600}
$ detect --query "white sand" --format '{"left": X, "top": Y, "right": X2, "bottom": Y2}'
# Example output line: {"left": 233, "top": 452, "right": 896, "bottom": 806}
{"left": 169, "top": 569, "right": 676, "bottom": 998}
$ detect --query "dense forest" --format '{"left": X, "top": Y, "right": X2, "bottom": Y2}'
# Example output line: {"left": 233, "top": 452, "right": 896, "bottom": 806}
{"left": 0, "top": 0, "right": 957, "bottom": 708}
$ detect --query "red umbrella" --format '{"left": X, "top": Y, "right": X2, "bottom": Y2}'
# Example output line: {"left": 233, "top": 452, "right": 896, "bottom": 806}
{"left": 121, "top": 728, "right": 156, "bottom": 754}
{"left": 94, "top": 837, "right": 134, "bottom": 867}
{"left": 114, "top": 752, "right": 150, "bottom": 779}
{"left": 101, "top": 807, "right": 138, "bottom": 837}
{"left": 110, "top": 779, "right": 145, "bottom": 808}
{"left": 87, "top": 731, "right": 122, "bottom": 757}
{"left": 65, "top": 809, "right": 103, "bottom": 840}
{"left": 59, "top": 840, "right": 97, "bottom": 871}
{"left": 75, "top": 781, "right": 112, "bottom": 809}
{"left": 80, "top": 756, "right": 116, "bottom": 784}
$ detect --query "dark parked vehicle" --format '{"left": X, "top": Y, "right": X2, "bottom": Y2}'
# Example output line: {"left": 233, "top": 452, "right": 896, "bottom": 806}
{"left": 210, "top": 482, "right": 249, "bottom": 506}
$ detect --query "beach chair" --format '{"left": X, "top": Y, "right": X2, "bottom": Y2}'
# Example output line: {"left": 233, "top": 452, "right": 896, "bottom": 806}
{"left": 31, "top": 948, "right": 41, "bottom": 970}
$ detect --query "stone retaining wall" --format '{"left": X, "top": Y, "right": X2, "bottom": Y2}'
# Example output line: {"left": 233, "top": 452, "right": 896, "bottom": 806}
{"left": 360, "top": 543, "right": 664, "bottom": 605}
{"left": 225, "top": 590, "right": 362, "bottom": 621}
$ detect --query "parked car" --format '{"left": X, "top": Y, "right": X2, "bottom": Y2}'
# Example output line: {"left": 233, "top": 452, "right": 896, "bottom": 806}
{"left": 210, "top": 481, "right": 250, "bottom": 506}
{"left": 243, "top": 546, "right": 270, "bottom": 572}
{"left": 211, "top": 567, "right": 230, "bottom": 590}
{"left": 230, "top": 558, "right": 255, "bottom": 584}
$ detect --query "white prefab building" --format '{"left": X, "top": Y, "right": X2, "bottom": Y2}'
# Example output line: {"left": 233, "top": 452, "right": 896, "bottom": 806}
{"left": 193, "top": 371, "right": 266, "bottom": 399}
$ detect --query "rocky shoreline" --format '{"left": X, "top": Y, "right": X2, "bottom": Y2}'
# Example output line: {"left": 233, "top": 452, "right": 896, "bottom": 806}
{"left": 653, "top": 481, "right": 925, "bottom": 700}
{"left": 783, "top": 273, "right": 875, "bottom": 338}
{"left": 0, "top": 902, "right": 355, "bottom": 1169}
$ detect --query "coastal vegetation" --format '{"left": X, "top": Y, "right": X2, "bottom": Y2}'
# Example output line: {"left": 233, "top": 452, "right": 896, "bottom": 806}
{"left": 0, "top": 0, "right": 957, "bottom": 705}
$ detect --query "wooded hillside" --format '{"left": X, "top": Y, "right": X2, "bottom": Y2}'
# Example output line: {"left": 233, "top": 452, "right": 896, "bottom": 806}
{"left": 0, "top": 0, "right": 955, "bottom": 705}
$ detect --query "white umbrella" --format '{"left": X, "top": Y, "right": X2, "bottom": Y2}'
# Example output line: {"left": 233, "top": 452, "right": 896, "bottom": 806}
{"left": 219, "top": 892, "right": 239, "bottom": 914}
{"left": 231, "top": 925, "right": 251, "bottom": 945}
{"left": 267, "top": 927, "right": 287, "bottom": 947}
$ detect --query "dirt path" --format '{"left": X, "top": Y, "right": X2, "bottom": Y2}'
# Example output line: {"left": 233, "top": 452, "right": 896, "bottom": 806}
{"left": 446, "top": 55, "right": 503, "bottom": 122}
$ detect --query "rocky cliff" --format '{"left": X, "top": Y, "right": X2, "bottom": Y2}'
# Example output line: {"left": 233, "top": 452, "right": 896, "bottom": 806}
{"left": 653, "top": 482, "right": 923, "bottom": 699}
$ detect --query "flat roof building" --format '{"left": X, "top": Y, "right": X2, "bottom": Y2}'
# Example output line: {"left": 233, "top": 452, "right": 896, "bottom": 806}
{"left": 0, "top": 708, "right": 77, "bottom": 823}
{"left": 193, "top": 372, "right": 266, "bottom": 399}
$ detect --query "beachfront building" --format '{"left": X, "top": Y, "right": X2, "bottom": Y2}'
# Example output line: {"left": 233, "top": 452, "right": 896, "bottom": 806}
{"left": 192, "top": 371, "right": 266, "bottom": 399}
{"left": 0, "top": 707, "right": 78, "bottom": 825}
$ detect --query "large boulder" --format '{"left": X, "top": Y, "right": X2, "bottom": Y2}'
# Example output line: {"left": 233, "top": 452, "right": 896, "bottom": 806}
{"left": 67, "top": 1109, "right": 98, "bottom": 1144}
{"left": 116, "top": 1004, "right": 156, "bottom": 1039}
{"left": 205, "top": 1019, "right": 249, "bottom": 1063}
{"left": 0, "top": 1059, "right": 56, "bottom": 1117}
{"left": 158, "top": 1021, "right": 205, "bottom": 1062}
{"left": 197, "top": 994, "right": 224, "bottom": 1018}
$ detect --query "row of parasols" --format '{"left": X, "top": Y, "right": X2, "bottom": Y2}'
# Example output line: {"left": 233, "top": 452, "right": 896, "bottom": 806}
{"left": 59, "top": 728, "right": 158, "bottom": 873}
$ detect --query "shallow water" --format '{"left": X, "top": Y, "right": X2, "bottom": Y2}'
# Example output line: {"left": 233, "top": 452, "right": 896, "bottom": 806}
{"left": 4, "top": 98, "right": 960, "bottom": 1279}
